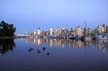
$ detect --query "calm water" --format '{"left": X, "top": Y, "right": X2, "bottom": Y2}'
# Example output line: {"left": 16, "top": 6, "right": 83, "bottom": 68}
{"left": 0, "top": 38, "right": 108, "bottom": 70}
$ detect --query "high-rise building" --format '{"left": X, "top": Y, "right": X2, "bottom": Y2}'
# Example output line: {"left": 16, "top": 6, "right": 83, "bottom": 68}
{"left": 97, "top": 24, "right": 107, "bottom": 33}
{"left": 98, "top": 25, "right": 104, "bottom": 33}
{"left": 102, "top": 24, "right": 107, "bottom": 33}
{"left": 75, "top": 26, "right": 83, "bottom": 36}
{"left": 49, "top": 28, "right": 53, "bottom": 36}
{"left": 37, "top": 28, "right": 41, "bottom": 35}
{"left": 106, "top": 26, "right": 108, "bottom": 33}
{"left": 54, "top": 28, "right": 61, "bottom": 37}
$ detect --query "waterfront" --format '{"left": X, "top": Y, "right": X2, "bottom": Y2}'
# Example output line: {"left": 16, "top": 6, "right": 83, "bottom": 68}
{"left": 0, "top": 38, "right": 108, "bottom": 70}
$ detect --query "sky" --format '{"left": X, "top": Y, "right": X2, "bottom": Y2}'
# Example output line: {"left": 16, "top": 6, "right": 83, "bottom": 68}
{"left": 0, "top": 0, "right": 108, "bottom": 34}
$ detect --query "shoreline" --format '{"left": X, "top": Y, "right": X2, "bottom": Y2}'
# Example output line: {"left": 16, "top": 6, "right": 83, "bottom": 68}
{"left": 0, "top": 36, "right": 16, "bottom": 39}
{"left": 0, "top": 36, "right": 108, "bottom": 41}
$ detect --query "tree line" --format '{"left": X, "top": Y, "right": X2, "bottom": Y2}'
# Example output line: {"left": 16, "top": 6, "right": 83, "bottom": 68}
{"left": 0, "top": 21, "right": 16, "bottom": 37}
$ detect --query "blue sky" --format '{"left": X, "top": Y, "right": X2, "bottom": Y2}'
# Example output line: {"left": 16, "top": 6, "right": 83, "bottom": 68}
{"left": 0, "top": 0, "right": 108, "bottom": 34}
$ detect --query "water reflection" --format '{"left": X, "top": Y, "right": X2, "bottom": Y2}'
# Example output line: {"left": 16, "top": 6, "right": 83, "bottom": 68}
{"left": 24, "top": 38, "right": 108, "bottom": 52}
{"left": 96, "top": 40, "right": 108, "bottom": 52}
{"left": 0, "top": 38, "right": 108, "bottom": 70}
{"left": 0, "top": 39, "right": 15, "bottom": 54}
{"left": 24, "top": 38, "right": 94, "bottom": 48}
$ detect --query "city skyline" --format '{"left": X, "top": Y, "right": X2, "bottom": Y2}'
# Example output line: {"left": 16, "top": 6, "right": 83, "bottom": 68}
{"left": 0, "top": 0, "right": 108, "bottom": 34}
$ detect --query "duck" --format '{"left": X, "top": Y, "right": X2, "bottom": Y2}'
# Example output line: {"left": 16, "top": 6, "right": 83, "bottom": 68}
{"left": 28, "top": 48, "right": 33, "bottom": 52}
{"left": 42, "top": 47, "right": 46, "bottom": 51}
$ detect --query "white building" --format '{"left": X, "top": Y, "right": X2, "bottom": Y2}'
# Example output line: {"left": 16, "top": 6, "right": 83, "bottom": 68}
{"left": 36, "top": 28, "right": 43, "bottom": 38}
{"left": 54, "top": 28, "right": 61, "bottom": 37}
{"left": 49, "top": 28, "right": 53, "bottom": 36}
{"left": 98, "top": 25, "right": 104, "bottom": 33}
{"left": 98, "top": 24, "right": 107, "bottom": 33}
{"left": 37, "top": 28, "right": 41, "bottom": 35}
{"left": 75, "top": 26, "right": 83, "bottom": 36}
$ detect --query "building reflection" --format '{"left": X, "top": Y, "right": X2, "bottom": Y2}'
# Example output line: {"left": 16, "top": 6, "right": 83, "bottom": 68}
{"left": 74, "top": 40, "right": 84, "bottom": 48}
{"left": 24, "top": 38, "right": 93, "bottom": 48}
{"left": 24, "top": 38, "right": 108, "bottom": 52}
{"left": 0, "top": 39, "right": 15, "bottom": 54}
{"left": 96, "top": 40, "right": 108, "bottom": 52}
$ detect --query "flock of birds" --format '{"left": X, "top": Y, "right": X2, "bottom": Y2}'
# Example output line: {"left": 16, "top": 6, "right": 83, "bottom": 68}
{"left": 28, "top": 47, "right": 50, "bottom": 56}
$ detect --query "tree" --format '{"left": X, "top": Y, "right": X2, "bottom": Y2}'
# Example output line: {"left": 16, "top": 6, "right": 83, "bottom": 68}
{"left": 0, "top": 21, "right": 16, "bottom": 37}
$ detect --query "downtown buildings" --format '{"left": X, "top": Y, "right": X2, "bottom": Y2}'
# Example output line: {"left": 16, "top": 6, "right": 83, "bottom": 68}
{"left": 25, "top": 24, "right": 108, "bottom": 40}
{"left": 34, "top": 26, "right": 93, "bottom": 39}
{"left": 96, "top": 24, "right": 108, "bottom": 39}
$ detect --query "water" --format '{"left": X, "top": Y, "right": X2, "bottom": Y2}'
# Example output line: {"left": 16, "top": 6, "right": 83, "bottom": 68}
{"left": 0, "top": 38, "right": 108, "bottom": 70}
